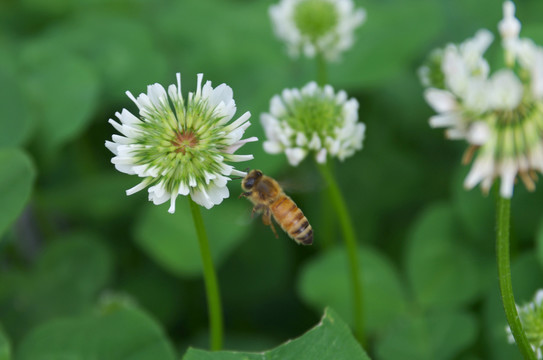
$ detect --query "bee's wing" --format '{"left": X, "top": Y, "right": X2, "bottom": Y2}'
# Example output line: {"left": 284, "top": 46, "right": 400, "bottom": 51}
{"left": 277, "top": 172, "right": 324, "bottom": 194}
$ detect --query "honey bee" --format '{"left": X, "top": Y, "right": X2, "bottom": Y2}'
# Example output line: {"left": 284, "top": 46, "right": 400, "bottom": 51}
{"left": 240, "top": 169, "right": 313, "bottom": 245}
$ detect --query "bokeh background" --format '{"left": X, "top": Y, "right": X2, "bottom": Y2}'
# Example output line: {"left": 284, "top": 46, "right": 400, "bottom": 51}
{"left": 2, "top": 0, "right": 543, "bottom": 359}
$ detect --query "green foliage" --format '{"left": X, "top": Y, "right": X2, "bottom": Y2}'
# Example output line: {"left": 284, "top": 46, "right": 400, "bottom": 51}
{"left": 22, "top": 52, "right": 99, "bottom": 155}
{"left": 375, "top": 311, "right": 478, "bottom": 360}
{"left": 298, "top": 246, "right": 407, "bottom": 334}
{"left": 182, "top": 308, "right": 370, "bottom": 360}
{"left": 0, "top": 148, "right": 35, "bottom": 238}
{"left": 134, "top": 197, "right": 250, "bottom": 277}
{"left": 405, "top": 203, "right": 485, "bottom": 309}
{"left": 2, "top": 0, "right": 543, "bottom": 358}
{"left": 0, "top": 232, "right": 113, "bottom": 341}
{"left": 16, "top": 301, "right": 176, "bottom": 360}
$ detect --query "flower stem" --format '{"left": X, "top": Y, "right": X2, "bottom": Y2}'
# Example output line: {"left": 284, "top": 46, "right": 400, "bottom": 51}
{"left": 316, "top": 52, "right": 328, "bottom": 87}
{"left": 317, "top": 162, "right": 364, "bottom": 343}
{"left": 496, "top": 195, "right": 536, "bottom": 360}
{"left": 188, "top": 196, "right": 224, "bottom": 351}
{"left": 315, "top": 51, "right": 335, "bottom": 249}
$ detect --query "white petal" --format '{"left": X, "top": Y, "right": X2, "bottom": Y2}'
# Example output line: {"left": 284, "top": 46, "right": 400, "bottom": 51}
{"left": 195, "top": 73, "right": 204, "bottom": 101}
{"left": 224, "top": 136, "right": 258, "bottom": 154}
{"left": 488, "top": 69, "right": 523, "bottom": 110}
{"left": 126, "top": 180, "right": 149, "bottom": 195}
{"left": 178, "top": 182, "right": 190, "bottom": 196}
{"left": 285, "top": 147, "right": 307, "bottom": 166}
{"left": 316, "top": 148, "right": 327, "bottom": 164}
{"left": 466, "top": 121, "right": 490, "bottom": 145}
{"left": 445, "top": 129, "right": 465, "bottom": 140}
{"left": 428, "top": 113, "right": 461, "bottom": 128}
{"left": 168, "top": 193, "right": 178, "bottom": 214}
{"left": 116, "top": 109, "right": 141, "bottom": 125}
{"left": 105, "top": 141, "right": 119, "bottom": 155}
{"left": 500, "top": 161, "right": 517, "bottom": 198}
{"left": 148, "top": 184, "right": 170, "bottom": 205}
{"left": 226, "top": 112, "right": 251, "bottom": 132}
{"left": 296, "top": 132, "right": 307, "bottom": 146}
{"left": 308, "top": 133, "right": 322, "bottom": 150}
{"left": 498, "top": 1, "right": 521, "bottom": 41}
{"left": 464, "top": 155, "right": 493, "bottom": 190}
{"left": 263, "top": 141, "right": 283, "bottom": 154}
{"left": 147, "top": 83, "right": 168, "bottom": 109}
{"left": 424, "top": 88, "right": 458, "bottom": 113}
{"left": 229, "top": 154, "right": 254, "bottom": 162}
{"left": 190, "top": 188, "right": 213, "bottom": 209}
{"left": 534, "top": 289, "right": 543, "bottom": 306}
{"left": 207, "top": 183, "right": 229, "bottom": 205}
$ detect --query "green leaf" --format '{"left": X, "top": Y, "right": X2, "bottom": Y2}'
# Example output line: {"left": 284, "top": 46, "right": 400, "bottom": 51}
{"left": 451, "top": 166, "right": 494, "bottom": 251}
{"left": 406, "top": 203, "right": 483, "bottom": 309}
{"left": 134, "top": 196, "right": 250, "bottom": 277}
{"left": 0, "top": 232, "right": 113, "bottom": 341}
{"left": 38, "top": 172, "right": 142, "bottom": 221}
{"left": 22, "top": 52, "right": 99, "bottom": 154}
{"left": 331, "top": 0, "right": 442, "bottom": 87}
{"left": 21, "top": 12, "right": 168, "bottom": 102}
{"left": 297, "top": 245, "right": 407, "bottom": 334}
{"left": 16, "top": 303, "right": 176, "bottom": 360}
{"left": 375, "top": 310, "right": 478, "bottom": 360}
{"left": 483, "top": 252, "right": 543, "bottom": 360}
{"left": 182, "top": 308, "right": 370, "bottom": 360}
{"left": 0, "top": 68, "right": 33, "bottom": 148}
{"left": 0, "top": 148, "right": 35, "bottom": 238}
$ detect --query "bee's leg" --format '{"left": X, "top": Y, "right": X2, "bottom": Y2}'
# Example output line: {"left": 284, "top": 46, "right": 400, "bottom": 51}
{"left": 262, "top": 209, "right": 279, "bottom": 239}
{"left": 251, "top": 204, "right": 266, "bottom": 218}
{"left": 239, "top": 191, "right": 252, "bottom": 199}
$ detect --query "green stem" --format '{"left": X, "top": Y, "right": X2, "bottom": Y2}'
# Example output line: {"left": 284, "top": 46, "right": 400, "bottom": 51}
{"left": 316, "top": 52, "right": 328, "bottom": 87}
{"left": 317, "top": 162, "right": 364, "bottom": 343}
{"left": 315, "top": 50, "right": 335, "bottom": 249}
{"left": 188, "top": 196, "right": 224, "bottom": 351}
{"left": 496, "top": 195, "right": 536, "bottom": 360}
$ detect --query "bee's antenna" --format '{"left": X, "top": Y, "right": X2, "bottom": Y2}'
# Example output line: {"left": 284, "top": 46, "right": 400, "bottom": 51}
{"left": 231, "top": 167, "right": 251, "bottom": 181}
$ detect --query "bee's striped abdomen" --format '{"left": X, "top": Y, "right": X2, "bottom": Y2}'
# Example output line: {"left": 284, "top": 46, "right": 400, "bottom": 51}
{"left": 271, "top": 194, "right": 313, "bottom": 245}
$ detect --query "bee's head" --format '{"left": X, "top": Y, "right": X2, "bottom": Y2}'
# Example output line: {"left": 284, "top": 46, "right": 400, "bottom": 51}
{"left": 241, "top": 169, "right": 263, "bottom": 191}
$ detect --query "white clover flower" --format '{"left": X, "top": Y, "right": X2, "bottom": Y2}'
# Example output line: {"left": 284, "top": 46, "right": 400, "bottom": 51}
{"left": 506, "top": 289, "right": 543, "bottom": 359}
{"left": 261, "top": 81, "right": 365, "bottom": 166}
{"left": 269, "top": 0, "right": 366, "bottom": 61}
{"left": 106, "top": 73, "right": 257, "bottom": 213}
{"left": 419, "top": 1, "right": 543, "bottom": 198}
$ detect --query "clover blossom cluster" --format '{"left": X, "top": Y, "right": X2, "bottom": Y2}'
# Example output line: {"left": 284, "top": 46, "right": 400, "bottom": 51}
{"left": 261, "top": 81, "right": 365, "bottom": 166}
{"left": 420, "top": 1, "right": 543, "bottom": 198}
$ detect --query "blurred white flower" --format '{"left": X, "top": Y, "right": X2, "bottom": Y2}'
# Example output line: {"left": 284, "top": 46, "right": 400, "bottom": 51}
{"left": 261, "top": 81, "right": 365, "bottom": 166}
{"left": 506, "top": 289, "right": 543, "bottom": 359}
{"left": 419, "top": 1, "right": 543, "bottom": 198}
{"left": 106, "top": 73, "right": 257, "bottom": 212}
{"left": 269, "top": 0, "right": 366, "bottom": 61}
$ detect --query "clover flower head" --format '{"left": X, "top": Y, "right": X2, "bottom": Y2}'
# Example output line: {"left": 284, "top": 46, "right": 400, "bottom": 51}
{"left": 419, "top": 1, "right": 543, "bottom": 198}
{"left": 261, "top": 81, "right": 365, "bottom": 166}
{"left": 506, "top": 289, "right": 543, "bottom": 359}
{"left": 105, "top": 73, "right": 257, "bottom": 213}
{"left": 269, "top": 0, "right": 366, "bottom": 61}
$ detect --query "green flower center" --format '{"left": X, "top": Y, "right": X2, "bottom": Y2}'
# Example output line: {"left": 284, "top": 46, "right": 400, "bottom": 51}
{"left": 285, "top": 94, "right": 342, "bottom": 137}
{"left": 293, "top": 0, "right": 338, "bottom": 40}
{"left": 131, "top": 99, "right": 230, "bottom": 192}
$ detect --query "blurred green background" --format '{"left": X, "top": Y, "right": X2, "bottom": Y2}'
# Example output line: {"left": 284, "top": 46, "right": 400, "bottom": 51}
{"left": 2, "top": 0, "right": 543, "bottom": 359}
